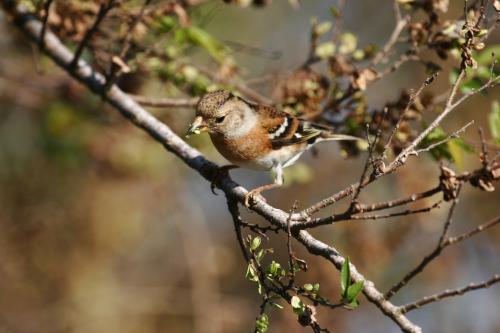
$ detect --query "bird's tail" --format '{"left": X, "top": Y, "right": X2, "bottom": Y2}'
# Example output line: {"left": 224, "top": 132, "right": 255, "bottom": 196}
{"left": 319, "top": 131, "right": 361, "bottom": 141}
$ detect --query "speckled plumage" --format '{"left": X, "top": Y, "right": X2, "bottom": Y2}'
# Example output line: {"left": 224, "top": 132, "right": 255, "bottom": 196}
{"left": 196, "top": 90, "right": 233, "bottom": 118}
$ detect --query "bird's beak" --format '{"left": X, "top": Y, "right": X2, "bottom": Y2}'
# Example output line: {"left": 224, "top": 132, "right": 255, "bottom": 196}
{"left": 186, "top": 116, "right": 208, "bottom": 137}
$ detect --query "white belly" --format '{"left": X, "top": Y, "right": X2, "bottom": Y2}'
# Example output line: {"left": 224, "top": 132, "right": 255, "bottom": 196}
{"left": 237, "top": 146, "right": 304, "bottom": 171}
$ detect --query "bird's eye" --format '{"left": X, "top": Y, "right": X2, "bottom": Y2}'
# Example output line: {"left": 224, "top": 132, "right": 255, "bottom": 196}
{"left": 215, "top": 116, "right": 225, "bottom": 123}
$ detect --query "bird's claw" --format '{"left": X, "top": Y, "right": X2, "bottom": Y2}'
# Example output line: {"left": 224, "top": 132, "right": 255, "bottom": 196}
{"left": 244, "top": 189, "right": 266, "bottom": 207}
{"left": 210, "top": 165, "right": 239, "bottom": 195}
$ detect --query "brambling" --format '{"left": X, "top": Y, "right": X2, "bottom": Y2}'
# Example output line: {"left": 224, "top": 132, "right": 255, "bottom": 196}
{"left": 187, "top": 89, "right": 359, "bottom": 206}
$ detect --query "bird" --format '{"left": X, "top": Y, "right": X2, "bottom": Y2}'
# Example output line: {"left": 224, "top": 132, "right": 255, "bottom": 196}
{"left": 186, "top": 89, "right": 360, "bottom": 206}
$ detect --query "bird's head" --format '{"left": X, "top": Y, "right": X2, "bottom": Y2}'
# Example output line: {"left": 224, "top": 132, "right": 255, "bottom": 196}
{"left": 186, "top": 89, "right": 256, "bottom": 138}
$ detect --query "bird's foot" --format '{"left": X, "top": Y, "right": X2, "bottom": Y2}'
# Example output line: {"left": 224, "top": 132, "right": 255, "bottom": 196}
{"left": 210, "top": 165, "right": 239, "bottom": 194}
{"left": 244, "top": 188, "right": 266, "bottom": 207}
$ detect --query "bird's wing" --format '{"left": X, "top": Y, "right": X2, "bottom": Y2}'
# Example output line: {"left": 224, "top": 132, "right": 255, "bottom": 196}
{"left": 255, "top": 104, "right": 359, "bottom": 149}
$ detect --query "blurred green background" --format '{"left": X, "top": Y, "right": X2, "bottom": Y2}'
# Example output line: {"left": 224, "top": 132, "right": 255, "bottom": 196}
{"left": 0, "top": 1, "right": 499, "bottom": 332}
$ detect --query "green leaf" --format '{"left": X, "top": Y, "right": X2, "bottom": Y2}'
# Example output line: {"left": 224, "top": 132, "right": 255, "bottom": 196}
{"left": 266, "top": 261, "right": 285, "bottom": 280}
{"left": 182, "top": 26, "right": 227, "bottom": 62}
{"left": 346, "top": 280, "right": 364, "bottom": 302}
{"left": 290, "top": 296, "right": 301, "bottom": 308}
{"left": 340, "top": 257, "right": 350, "bottom": 298}
{"left": 459, "top": 77, "right": 482, "bottom": 94}
{"left": 291, "top": 296, "right": 306, "bottom": 315}
{"left": 489, "top": 101, "right": 500, "bottom": 144}
{"left": 352, "top": 49, "right": 365, "bottom": 61}
{"left": 255, "top": 313, "right": 269, "bottom": 333}
{"left": 449, "top": 138, "right": 474, "bottom": 170}
{"left": 246, "top": 264, "right": 259, "bottom": 282}
{"left": 251, "top": 236, "right": 262, "bottom": 251}
{"left": 303, "top": 284, "right": 314, "bottom": 292}
{"left": 316, "top": 21, "right": 332, "bottom": 35}
{"left": 476, "top": 46, "right": 500, "bottom": 66}
{"left": 475, "top": 65, "right": 493, "bottom": 80}
{"left": 346, "top": 299, "right": 360, "bottom": 309}
{"left": 313, "top": 283, "right": 320, "bottom": 293}
{"left": 315, "top": 42, "right": 336, "bottom": 59}
{"left": 330, "top": 6, "right": 340, "bottom": 18}
{"left": 449, "top": 68, "right": 460, "bottom": 84}
{"left": 157, "top": 16, "right": 178, "bottom": 33}
{"left": 448, "top": 140, "right": 464, "bottom": 169}
{"left": 339, "top": 33, "right": 358, "bottom": 55}
{"left": 420, "top": 126, "right": 473, "bottom": 166}
{"left": 255, "top": 249, "right": 265, "bottom": 262}
{"left": 173, "top": 28, "right": 187, "bottom": 45}
{"left": 270, "top": 302, "right": 283, "bottom": 309}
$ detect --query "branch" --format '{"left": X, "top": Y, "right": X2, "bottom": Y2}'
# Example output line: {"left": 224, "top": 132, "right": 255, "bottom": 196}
{"left": 38, "top": 0, "right": 53, "bottom": 50}
{"left": 0, "top": 3, "right": 422, "bottom": 332}
{"left": 385, "top": 213, "right": 500, "bottom": 300}
{"left": 414, "top": 121, "right": 474, "bottom": 155}
{"left": 400, "top": 274, "right": 500, "bottom": 313}
{"left": 106, "top": 0, "right": 152, "bottom": 87}
{"left": 69, "top": 0, "right": 116, "bottom": 69}
{"left": 356, "top": 186, "right": 442, "bottom": 213}
{"left": 383, "top": 73, "right": 439, "bottom": 156}
{"left": 371, "top": 0, "right": 408, "bottom": 65}
{"left": 444, "top": 215, "right": 500, "bottom": 246}
{"left": 347, "top": 116, "right": 386, "bottom": 211}
{"left": 130, "top": 94, "right": 200, "bottom": 108}
{"left": 350, "top": 201, "right": 441, "bottom": 221}
{"left": 388, "top": 68, "right": 499, "bottom": 171}
{"left": 226, "top": 195, "right": 250, "bottom": 262}
{"left": 295, "top": 231, "right": 421, "bottom": 333}
{"left": 384, "top": 189, "right": 462, "bottom": 299}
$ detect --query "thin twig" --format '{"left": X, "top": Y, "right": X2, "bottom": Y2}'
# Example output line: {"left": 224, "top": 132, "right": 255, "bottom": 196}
{"left": 350, "top": 201, "right": 442, "bottom": 221}
{"left": 287, "top": 201, "right": 299, "bottom": 279}
{"left": 384, "top": 189, "right": 462, "bottom": 300}
{"left": 384, "top": 213, "right": 500, "bottom": 300}
{"left": 70, "top": 0, "right": 115, "bottom": 69}
{"left": 414, "top": 121, "right": 474, "bottom": 155}
{"left": 387, "top": 69, "right": 466, "bottom": 170}
{"left": 131, "top": 94, "right": 200, "bottom": 108}
{"left": 300, "top": 184, "right": 357, "bottom": 218}
{"left": 332, "top": 0, "right": 346, "bottom": 44}
{"left": 106, "top": 0, "right": 152, "bottom": 88}
{"left": 348, "top": 112, "right": 387, "bottom": 211}
{"left": 357, "top": 186, "right": 442, "bottom": 213}
{"left": 226, "top": 196, "right": 249, "bottom": 262}
{"left": 400, "top": 274, "right": 500, "bottom": 313}
{"left": 371, "top": 0, "right": 408, "bottom": 65}
{"left": 383, "top": 73, "right": 439, "bottom": 156}
{"left": 239, "top": 220, "right": 280, "bottom": 238}
{"left": 478, "top": 127, "right": 490, "bottom": 167}
{"left": 38, "top": 0, "right": 53, "bottom": 50}
{"left": 444, "top": 216, "right": 500, "bottom": 246}
{"left": 438, "top": 185, "right": 462, "bottom": 245}
{"left": 376, "top": 53, "right": 421, "bottom": 79}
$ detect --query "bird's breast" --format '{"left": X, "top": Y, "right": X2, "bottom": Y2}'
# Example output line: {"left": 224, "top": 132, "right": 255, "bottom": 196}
{"left": 210, "top": 130, "right": 307, "bottom": 170}
{"left": 210, "top": 128, "right": 273, "bottom": 170}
